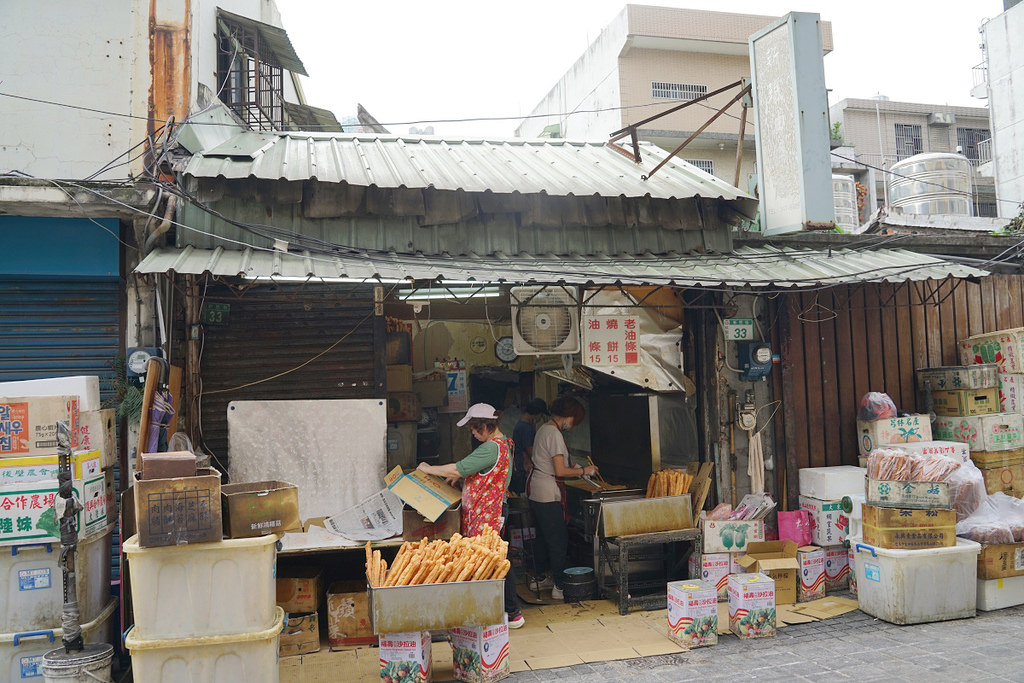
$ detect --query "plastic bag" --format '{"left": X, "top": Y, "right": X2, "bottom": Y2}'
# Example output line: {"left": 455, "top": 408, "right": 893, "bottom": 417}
{"left": 858, "top": 392, "right": 897, "bottom": 421}
{"left": 911, "top": 454, "right": 961, "bottom": 482}
{"left": 705, "top": 503, "right": 733, "bottom": 521}
{"left": 777, "top": 509, "right": 813, "bottom": 546}
{"left": 947, "top": 460, "right": 987, "bottom": 521}
{"left": 866, "top": 448, "right": 912, "bottom": 481}
{"left": 988, "top": 492, "right": 1024, "bottom": 542}
{"left": 956, "top": 494, "right": 1014, "bottom": 544}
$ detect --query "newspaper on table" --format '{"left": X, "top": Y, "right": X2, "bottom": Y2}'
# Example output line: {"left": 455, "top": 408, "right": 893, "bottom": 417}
{"left": 323, "top": 487, "right": 405, "bottom": 542}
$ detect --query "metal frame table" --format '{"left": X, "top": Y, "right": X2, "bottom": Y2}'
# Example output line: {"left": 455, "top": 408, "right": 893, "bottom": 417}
{"left": 596, "top": 527, "right": 700, "bottom": 615}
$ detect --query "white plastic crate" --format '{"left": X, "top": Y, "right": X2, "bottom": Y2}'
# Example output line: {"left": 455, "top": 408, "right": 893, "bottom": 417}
{"left": 122, "top": 533, "right": 278, "bottom": 639}
{"left": 0, "top": 524, "right": 112, "bottom": 632}
{"left": 125, "top": 606, "right": 283, "bottom": 683}
{"left": 851, "top": 536, "right": 980, "bottom": 624}
{"left": 0, "top": 597, "right": 116, "bottom": 682}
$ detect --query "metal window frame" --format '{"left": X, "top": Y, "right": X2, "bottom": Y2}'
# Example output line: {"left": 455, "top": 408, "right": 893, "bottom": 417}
{"left": 955, "top": 127, "right": 990, "bottom": 165}
{"left": 217, "top": 18, "right": 286, "bottom": 131}
{"left": 682, "top": 158, "right": 715, "bottom": 175}
{"left": 893, "top": 123, "right": 923, "bottom": 161}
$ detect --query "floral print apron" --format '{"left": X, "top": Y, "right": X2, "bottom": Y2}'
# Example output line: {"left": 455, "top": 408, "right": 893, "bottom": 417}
{"left": 462, "top": 436, "right": 511, "bottom": 537}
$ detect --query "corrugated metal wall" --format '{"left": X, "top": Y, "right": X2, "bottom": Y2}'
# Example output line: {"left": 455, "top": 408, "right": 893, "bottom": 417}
{"left": 194, "top": 283, "right": 385, "bottom": 466}
{"left": 772, "top": 274, "right": 1024, "bottom": 505}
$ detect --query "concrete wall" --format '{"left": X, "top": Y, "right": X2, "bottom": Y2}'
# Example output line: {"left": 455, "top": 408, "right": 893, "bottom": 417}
{"left": 984, "top": 3, "right": 1024, "bottom": 218}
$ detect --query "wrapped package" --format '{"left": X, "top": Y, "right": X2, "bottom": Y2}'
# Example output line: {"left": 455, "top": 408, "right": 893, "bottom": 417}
{"left": 858, "top": 392, "right": 897, "bottom": 421}
{"left": 866, "top": 448, "right": 912, "bottom": 481}
{"left": 956, "top": 495, "right": 1014, "bottom": 544}
{"left": 911, "top": 454, "right": 961, "bottom": 482}
{"left": 947, "top": 461, "right": 987, "bottom": 521}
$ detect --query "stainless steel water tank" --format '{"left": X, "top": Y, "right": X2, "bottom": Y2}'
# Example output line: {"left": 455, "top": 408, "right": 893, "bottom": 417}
{"left": 832, "top": 174, "right": 859, "bottom": 231}
{"left": 887, "top": 152, "right": 973, "bottom": 216}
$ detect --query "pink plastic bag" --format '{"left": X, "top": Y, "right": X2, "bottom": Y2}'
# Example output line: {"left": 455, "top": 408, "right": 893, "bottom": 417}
{"left": 777, "top": 509, "right": 813, "bottom": 546}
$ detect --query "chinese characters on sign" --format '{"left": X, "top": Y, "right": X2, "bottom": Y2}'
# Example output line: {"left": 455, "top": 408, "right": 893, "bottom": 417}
{"left": 583, "top": 315, "right": 640, "bottom": 367}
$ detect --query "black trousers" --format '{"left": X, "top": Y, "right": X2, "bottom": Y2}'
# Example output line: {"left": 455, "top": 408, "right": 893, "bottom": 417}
{"left": 529, "top": 499, "right": 568, "bottom": 589}
{"left": 501, "top": 502, "right": 521, "bottom": 616}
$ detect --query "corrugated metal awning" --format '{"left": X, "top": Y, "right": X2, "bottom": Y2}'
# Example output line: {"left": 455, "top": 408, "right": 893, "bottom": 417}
{"left": 181, "top": 133, "right": 758, "bottom": 215}
{"left": 136, "top": 245, "right": 988, "bottom": 288}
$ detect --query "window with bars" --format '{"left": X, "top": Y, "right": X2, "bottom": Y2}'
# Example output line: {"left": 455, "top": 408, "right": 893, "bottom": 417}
{"left": 651, "top": 81, "right": 708, "bottom": 101}
{"left": 894, "top": 123, "right": 923, "bottom": 160}
{"left": 217, "top": 17, "right": 285, "bottom": 131}
{"left": 683, "top": 159, "right": 714, "bottom": 175}
{"left": 956, "top": 127, "right": 990, "bottom": 165}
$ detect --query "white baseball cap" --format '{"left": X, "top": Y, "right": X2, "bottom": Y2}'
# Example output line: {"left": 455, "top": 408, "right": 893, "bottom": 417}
{"left": 457, "top": 403, "right": 499, "bottom": 426}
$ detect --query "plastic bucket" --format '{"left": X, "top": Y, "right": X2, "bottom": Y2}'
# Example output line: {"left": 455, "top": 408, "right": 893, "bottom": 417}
{"left": 41, "top": 642, "right": 113, "bottom": 682}
{"left": 562, "top": 567, "right": 596, "bottom": 602}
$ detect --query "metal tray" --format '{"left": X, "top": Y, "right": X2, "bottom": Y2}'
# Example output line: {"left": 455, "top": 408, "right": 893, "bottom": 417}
{"left": 367, "top": 578, "right": 504, "bottom": 633}
{"left": 600, "top": 494, "right": 693, "bottom": 537}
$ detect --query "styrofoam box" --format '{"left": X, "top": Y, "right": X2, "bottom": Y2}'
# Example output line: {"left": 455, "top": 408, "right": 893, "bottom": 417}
{"left": 123, "top": 533, "right": 278, "bottom": 639}
{"left": 798, "top": 466, "right": 866, "bottom": 500}
{"left": 977, "top": 575, "right": 1024, "bottom": 611}
{"left": 0, "top": 376, "right": 101, "bottom": 412}
{"left": 851, "top": 536, "right": 980, "bottom": 625}
{"left": 125, "top": 606, "right": 283, "bottom": 683}
{"left": 0, "top": 597, "right": 115, "bottom": 682}
{"left": 0, "top": 523, "right": 112, "bottom": 632}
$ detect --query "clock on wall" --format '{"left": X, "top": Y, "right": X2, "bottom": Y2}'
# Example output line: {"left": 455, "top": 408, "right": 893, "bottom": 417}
{"left": 494, "top": 336, "right": 518, "bottom": 363}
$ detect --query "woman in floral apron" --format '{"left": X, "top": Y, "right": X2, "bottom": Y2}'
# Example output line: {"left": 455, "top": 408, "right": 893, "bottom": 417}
{"left": 416, "top": 403, "right": 525, "bottom": 627}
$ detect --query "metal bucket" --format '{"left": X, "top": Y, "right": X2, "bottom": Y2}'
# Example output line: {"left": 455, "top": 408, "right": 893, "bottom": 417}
{"left": 562, "top": 567, "right": 596, "bottom": 602}
{"left": 41, "top": 643, "right": 113, "bottom": 682}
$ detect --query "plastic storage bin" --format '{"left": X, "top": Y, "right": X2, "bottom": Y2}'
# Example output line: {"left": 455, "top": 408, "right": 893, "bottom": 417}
{"left": 851, "top": 536, "right": 980, "bottom": 624}
{"left": 122, "top": 533, "right": 278, "bottom": 639}
{"left": 0, "top": 597, "right": 116, "bottom": 682}
{"left": 0, "top": 524, "right": 113, "bottom": 632}
{"left": 125, "top": 606, "right": 284, "bottom": 683}
{"left": 977, "top": 575, "right": 1024, "bottom": 611}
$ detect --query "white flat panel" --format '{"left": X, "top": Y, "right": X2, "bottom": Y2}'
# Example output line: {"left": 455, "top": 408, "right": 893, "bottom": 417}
{"left": 228, "top": 399, "right": 387, "bottom": 521}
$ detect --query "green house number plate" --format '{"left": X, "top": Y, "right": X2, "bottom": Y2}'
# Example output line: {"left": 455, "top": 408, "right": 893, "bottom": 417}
{"left": 201, "top": 302, "right": 230, "bottom": 325}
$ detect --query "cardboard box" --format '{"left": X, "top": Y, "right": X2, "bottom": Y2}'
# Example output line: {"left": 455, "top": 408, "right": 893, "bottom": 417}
{"left": 139, "top": 451, "right": 196, "bottom": 480}
{"left": 451, "top": 618, "right": 510, "bottom": 682}
{"left": 865, "top": 479, "right": 951, "bottom": 509}
{"left": 278, "top": 567, "right": 323, "bottom": 614}
{"left": 413, "top": 378, "right": 448, "bottom": 408}
{"left": 78, "top": 409, "right": 116, "bottom": 469}
{"left": 856, "top": 415, "right": 931, "bottom": 455}
{"left": 736, "top": 540, "right": 799, "bottom": 605}
{"left": 387, "top": 392, "right": 422, "bottom": 422}
{"left": 933, "top": 413, "right": 1024, "bottom": 452}
{"left": 379, "top": 631, "right": 431, "bottom": 683}
{"left": 930, "top": 388, "right": 1001, "bottom": 417}
{"left": 701, "top": 519, "right": 765, "bottom": 554}
{"left": 917, "top": 364, "right": 999, "bottom": 391}
{"left": 688, "top": 553, "right": 731, "bottom": 600}
{"left": 971, "top": 447, "right": 1024, "bottom": 468}
{"left": 279, "top": 612, "right": 320, "bottom": 657}
{"left": 727, "top": 573, "right": 775, "bottom": 638}
{"left": 387, "top": 364, "right": 413, "bottom": 393}
{"left": 327, "top": 580, "right": 375, "bottom": 647}
{"left": 385, "top": 465, "right": 461, "bottom": 523}
{"left": 960, "top": 328, "right": 1024, "bottom": 373}
{"left": 132, "top": 467, "right": 222, "bottom": 548}
{"left": 221, "top": 480, "right": 301, "bottom": 538}
{"left": 667, "top": 580, "right": 718, "bottom": 648}
{"left": 978, "top": 463, "right": 1024, "bottom": 496}
{"left": 0, "top": 395, "right": 79, "bottom": 456}
{"left": 0, "top": 376, "right": 100, "bottom": 412}
{"left": 893, "top": 440, "right": 971, "bottom": 464}
{"left": 403, "top": 508, "right": 460, "bottom": 542}
{"left": 799, "top": 496, "right": 848, "bottom": 546}
{"left": 797, "top": 546, "right": 825, "bottom": 602}
{"left": 862, "top": 505, "right": 957, "bottom": 549}
{"left": 977, "top": 543, "right": 1024, "bottom": 579}
{"left": 0, "top": 448, "right": 103, "bottom": 483}
{"left": 0, "top": 467, "right": 112, "bottom": 545}
{"left": 824, "top": 545, "right": 850, "bottom": 591}
{"left": 999, "top": 373, "right": 1024, "bottom": 413}
{"left": 387, "top": 422, "right": 418, "bottom": 471}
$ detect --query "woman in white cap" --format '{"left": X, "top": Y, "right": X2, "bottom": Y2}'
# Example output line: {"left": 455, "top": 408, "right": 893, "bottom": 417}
{"left": 417, "top": 403, "right": 525, "bottom": 627}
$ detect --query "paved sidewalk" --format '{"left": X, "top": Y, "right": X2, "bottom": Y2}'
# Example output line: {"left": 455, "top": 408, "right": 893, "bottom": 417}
{"left": 506, "top": 603, "right": 1024, "bottom": 682}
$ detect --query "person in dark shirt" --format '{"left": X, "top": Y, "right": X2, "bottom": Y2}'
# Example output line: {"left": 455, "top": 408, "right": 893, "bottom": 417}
{"left": 510, "top": 398, "right": 550, "bottom": 495}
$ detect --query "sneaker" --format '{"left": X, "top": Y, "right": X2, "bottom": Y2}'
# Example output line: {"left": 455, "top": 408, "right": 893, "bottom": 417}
{"left": 550, "top": 585, "right": 564, "bottom": 601}
{"left": 508, "top": 613, "right": 525, "bottom": 629}
{"left": 529, "top": 575, "right": 554, "bottom": 591}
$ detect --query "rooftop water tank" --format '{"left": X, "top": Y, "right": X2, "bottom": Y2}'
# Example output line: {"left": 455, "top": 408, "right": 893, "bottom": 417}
{"left": 887, "top": 153, "right": 973, "bottom": 216}
{"left": 832, "top": 174, "right": 859, "bottom": 231}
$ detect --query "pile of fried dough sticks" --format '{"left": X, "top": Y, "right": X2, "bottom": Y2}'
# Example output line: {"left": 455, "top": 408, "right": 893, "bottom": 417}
{"left": 645, "top": 469, "right": 693, "bottom": 498}
{"left": 365, "top": 525, "right": 511, "bottom": 587}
